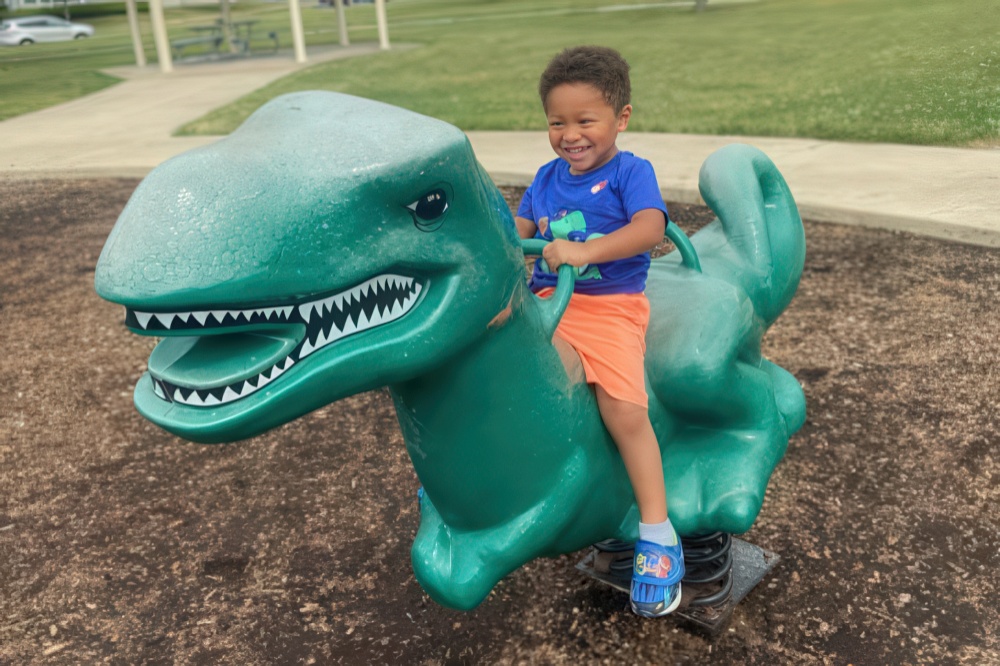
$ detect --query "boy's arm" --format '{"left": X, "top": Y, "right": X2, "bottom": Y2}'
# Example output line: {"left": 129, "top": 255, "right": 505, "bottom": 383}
{"left": 541, "top": 208, "right": 665, "bottom": 270}
{"left": 515, "top": 216, "right": 538, "bottom": 240}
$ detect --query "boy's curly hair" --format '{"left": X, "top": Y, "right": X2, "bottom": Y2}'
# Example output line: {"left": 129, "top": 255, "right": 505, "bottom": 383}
{"left": 538, "top": 46, "right": 631, "bottom": 113}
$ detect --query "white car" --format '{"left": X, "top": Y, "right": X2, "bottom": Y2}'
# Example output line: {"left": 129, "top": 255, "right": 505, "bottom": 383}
{"left": 0, "top": 15, "right": 95, "bottom": 46}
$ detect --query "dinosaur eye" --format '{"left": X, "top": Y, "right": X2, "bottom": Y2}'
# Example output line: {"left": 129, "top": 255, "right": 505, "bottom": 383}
{"left": 406, "top": 188, "right": 449, "bottom": 232}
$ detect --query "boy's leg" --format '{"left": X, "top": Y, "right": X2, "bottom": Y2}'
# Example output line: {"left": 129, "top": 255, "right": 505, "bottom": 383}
{"left": 595, "top": 386, "right": 666, "bottom": 523}
{"left": 596, "top": 386, "right": 684, "bottom": 617}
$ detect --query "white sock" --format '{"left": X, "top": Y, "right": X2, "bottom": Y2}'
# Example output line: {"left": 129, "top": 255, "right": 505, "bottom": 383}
{"left": 639, "top": 518, "right": 678, "bottom": 547}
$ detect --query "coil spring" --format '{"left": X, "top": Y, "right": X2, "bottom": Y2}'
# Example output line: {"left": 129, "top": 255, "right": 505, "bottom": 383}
{"left": 681, "top": 532, "right": 733, "bottom": 607}
{"left": 593, "top": 532, "right": 734, "bottom": 608}
{"left": 593, "top": 538, "right": 635, "bottom": 579}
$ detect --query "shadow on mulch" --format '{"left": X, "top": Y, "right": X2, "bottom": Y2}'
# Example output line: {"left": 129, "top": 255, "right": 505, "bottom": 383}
{"left": 1, "top": 179, "right": 998, "bottom": 665}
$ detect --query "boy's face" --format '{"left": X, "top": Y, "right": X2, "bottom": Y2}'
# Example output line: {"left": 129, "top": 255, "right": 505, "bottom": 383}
{"left": 544, "top": 82, "right": 631, "bottom": 176}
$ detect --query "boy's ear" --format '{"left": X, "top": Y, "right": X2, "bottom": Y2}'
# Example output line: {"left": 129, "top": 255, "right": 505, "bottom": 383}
{"left": 618, "top": 104, "right": 633, "bottom": 131}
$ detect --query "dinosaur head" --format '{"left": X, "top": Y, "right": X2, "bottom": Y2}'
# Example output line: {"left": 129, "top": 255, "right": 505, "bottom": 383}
{"left": 95, "top": 92, "right": 523, "bottom": 443}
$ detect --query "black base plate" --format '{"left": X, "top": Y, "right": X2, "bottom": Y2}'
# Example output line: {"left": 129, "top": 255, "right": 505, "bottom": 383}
{"left": 575, "top": 538, "right": 779, "bottom": 635}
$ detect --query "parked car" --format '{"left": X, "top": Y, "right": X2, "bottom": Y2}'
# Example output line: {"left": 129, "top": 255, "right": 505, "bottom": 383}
{"left": 0, "top": 15, "right": 95, "bottom": 46}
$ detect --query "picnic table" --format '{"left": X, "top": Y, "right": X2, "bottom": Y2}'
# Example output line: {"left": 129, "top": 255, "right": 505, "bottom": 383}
{"left": 225, "top": 19, "right": 258, "bottom": 53}
{"left": 170, "top": 19, "right": 276, "bottom": 60}
{"left": 170, "top": 25, "right": 223, "bottom": 59}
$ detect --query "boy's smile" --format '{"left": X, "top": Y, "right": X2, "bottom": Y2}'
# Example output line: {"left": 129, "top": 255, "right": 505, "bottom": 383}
{"left": 545, "top": 82, "right": 632, "bottom": 176}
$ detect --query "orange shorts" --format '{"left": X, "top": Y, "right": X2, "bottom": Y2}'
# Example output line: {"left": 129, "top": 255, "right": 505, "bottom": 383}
{"left": 536, "top": 288, "right": 650, "bottom": 408}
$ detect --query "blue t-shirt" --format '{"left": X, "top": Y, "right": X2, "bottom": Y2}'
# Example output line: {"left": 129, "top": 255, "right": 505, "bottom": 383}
{"left": 517, "top": 151, "right": 668, "bottom": 295}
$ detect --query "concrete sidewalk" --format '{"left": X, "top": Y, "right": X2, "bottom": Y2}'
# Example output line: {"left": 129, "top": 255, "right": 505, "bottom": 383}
{"left": 0, "top": 44, "right": 387, "bottom": 179}
{"left": 1, "top": 51, "right": 997, "bottom": 247}
{"left": 470, "top": 132, "right": 1000, "bottom": 248}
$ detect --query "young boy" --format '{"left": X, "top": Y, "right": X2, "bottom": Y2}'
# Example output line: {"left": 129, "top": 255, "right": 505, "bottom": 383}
{"left": 514, "top": 45, "right": 684, "bottom": 617}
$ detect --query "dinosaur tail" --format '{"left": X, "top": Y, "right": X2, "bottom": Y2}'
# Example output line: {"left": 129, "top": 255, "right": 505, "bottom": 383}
{"left": 696, "top": 144, "right": 806, "bottom": 326}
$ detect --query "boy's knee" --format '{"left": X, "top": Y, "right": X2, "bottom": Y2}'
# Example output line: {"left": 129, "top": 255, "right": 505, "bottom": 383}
{"left": 596, "top": 387, "right": 647, "bottom": 426}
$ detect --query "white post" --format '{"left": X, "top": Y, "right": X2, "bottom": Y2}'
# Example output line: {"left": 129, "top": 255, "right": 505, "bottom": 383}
{"left": 334, "top": 0, "right": 349, "bottom": 47}
{"left": 375, "top": 0, "right": 389, "bottom": 50}
{"left": 288, "top": 0, "right": 308, "bottom": 63}
{"left": 219, "top": 0, "right": 236, "bottom": 53}
{"left": 149, "top": 0, "right": 173, "bottom": 73}
{"left": 124, "top": 0, "right": 146, "bottom": 67}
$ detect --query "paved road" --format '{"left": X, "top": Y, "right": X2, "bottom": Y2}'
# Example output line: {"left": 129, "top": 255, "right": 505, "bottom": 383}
{"left": 1, "top": 45, "right": 998, "bottom": 246}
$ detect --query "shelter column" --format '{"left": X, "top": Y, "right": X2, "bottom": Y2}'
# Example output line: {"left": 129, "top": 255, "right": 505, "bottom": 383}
{"left": 375, "top": 0, "right": 389, "bottom": 50}
{"left": 219, "top": 0, "right": 237, "bottom": 53}
{"left": 124, "top": 0, "right": 146, "bottom": 67}
{"left": 149, "top": 0, "right": 173, "bottom": 73}
{"left": 288, "top": 0, "right": 308, "bottom": 63}
{"left": 333, "top": 0, "right": 349, "bottom": 46}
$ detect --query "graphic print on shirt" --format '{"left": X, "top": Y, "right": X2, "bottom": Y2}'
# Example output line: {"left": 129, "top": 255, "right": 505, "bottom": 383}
{"left": 542, "top": 210, "right": 604, "bottom": 281}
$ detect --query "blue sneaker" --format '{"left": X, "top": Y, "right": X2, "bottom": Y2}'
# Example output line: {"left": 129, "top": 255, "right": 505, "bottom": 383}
{"left": 630, "top": 539, "right": 685, "bottom": 617}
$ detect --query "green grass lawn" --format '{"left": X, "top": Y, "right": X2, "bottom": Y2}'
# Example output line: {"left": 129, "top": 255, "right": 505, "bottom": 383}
{"left": 0, "top": 1, "right": 359, "bottom": 121}
{"left": 3, "top": 0, "right": 998, "bottom": 146}
{"left": 0, "top": 8, "right": 139, "bottom": 121}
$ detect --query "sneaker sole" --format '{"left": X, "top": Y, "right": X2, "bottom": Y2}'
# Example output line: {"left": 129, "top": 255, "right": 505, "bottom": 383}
{"left": 630, "top": 582, "right": 683, "bottom": 618}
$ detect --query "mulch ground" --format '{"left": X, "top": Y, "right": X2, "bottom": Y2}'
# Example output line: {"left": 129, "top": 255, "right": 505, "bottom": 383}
{"left": 1, "top": 178, "right": 998, "bottom": 665}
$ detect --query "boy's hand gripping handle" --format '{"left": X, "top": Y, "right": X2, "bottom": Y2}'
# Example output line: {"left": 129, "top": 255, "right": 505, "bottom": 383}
{"left": 521, "top": 238, "right": 576, "bottom": 338}
{"left": 521, "top": 222, "right": 700, "bottom": 337}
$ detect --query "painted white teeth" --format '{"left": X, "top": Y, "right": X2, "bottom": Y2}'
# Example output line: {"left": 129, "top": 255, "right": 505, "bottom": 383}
{"left": 134, "top": 276, "right": 421, "bottom": 331}
{"left": 153, "top": 312, "right": 176, "bottom": 329}
{"left": 135, "top": 311, "right": 154, "bottom": 329}
{"left": 341, "top": 316, "right": 358, "bottom": 337}
{"left": 169, "top": 358, "right": 287, "bottom": 406}
{"left": 151, "top": 274, "right": 420, "bottom": 406}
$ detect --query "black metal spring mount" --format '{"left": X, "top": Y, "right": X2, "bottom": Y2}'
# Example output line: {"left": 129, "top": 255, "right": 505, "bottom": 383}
{"left": 593, "top": 532, "right": 734, "bottom": 608}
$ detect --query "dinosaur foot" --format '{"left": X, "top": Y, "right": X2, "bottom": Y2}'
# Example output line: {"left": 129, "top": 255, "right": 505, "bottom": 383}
{"left": 410, "top": 486, "right": 576, "bottom": 610}
{"left": 663, "top": 425, "right": 790, "bottom": 536}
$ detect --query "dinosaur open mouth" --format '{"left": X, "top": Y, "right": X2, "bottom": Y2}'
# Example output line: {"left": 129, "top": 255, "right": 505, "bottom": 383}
{"left": 129, "top": 274, "right": 423, "bottom": 407}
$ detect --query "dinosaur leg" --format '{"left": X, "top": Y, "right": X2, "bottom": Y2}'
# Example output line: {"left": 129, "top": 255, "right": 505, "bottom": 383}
{"left": 651, "top": 346, "right": 799, "bottom": 535}
{"left": 662, "top": 415, "right": 789, "bottom": 535}
{"left": 409, "top": 448, "right": 606, "bottom": 610}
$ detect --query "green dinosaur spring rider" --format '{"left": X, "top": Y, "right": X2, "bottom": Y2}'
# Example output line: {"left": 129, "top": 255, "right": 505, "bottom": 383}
{"left": 95, "top": 92, "right": 806, "bottom": 620}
